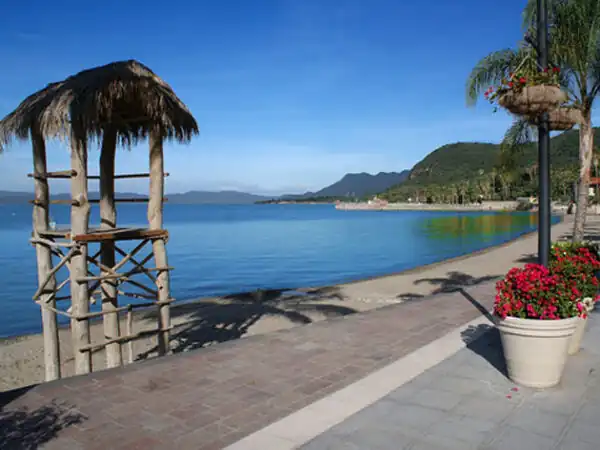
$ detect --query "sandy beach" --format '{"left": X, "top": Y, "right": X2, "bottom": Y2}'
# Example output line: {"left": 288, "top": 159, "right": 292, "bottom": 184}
{"left": 0, "top": 214, "right": 591, "bottom": 392}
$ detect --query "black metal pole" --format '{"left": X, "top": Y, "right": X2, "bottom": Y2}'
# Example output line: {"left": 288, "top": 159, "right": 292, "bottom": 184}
{"left": 537, "top": 0, "right": 551, "bottom": 267}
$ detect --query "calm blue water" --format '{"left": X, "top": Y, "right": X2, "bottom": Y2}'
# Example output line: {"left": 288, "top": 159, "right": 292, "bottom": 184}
{"left": 0, "top": 204, "right": 554, "bottom": 337}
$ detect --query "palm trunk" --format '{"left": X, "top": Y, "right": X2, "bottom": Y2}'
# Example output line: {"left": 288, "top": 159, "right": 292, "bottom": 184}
{"left": 595, "top": 161, "right": 599, "bottom": 208}
{"left": 573, "top": 111, "right": 594, "bottom": 241}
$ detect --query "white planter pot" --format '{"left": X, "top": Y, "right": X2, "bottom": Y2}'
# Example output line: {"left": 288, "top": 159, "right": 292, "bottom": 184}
{"left": 497, "top": 316, "right": 579, "bottom": 388}
{"left": 568, "top": 317, "right": 588, "bottom": 355}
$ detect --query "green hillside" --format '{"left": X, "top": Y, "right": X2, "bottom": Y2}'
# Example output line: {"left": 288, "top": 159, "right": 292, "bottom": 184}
{"left": 381, "top": 128, "right": 597, "bottom": 203}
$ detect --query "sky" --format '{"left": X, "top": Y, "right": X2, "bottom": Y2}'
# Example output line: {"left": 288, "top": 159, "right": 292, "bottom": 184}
{"left": 0, "top": 0, "right": 538, "bottom": 195}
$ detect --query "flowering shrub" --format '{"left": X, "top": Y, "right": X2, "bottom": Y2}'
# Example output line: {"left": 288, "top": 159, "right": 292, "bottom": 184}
{"left": 495, "top": 242, "right": 600, "bottom": 320}
{"left": 550, "top": 242, "right": 600, "bottom": 307}
{"left": 495, "top": 264, "right": 583, "bottom": 320}
{"left": 551, "top": 241, "right": 599, "bottom": 259}
{"left": 484, "top": 66, "right": 561, "bottom": 109}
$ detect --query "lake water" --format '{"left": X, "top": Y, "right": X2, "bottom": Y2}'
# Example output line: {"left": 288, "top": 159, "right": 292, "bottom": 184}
{"left": 0, "top": 204, "right": 552, "bottom": 337}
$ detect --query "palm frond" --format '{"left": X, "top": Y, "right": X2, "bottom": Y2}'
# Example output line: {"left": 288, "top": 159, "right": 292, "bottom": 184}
{"left": 498, "top": 118, "right": 536, "bottom": 173}
{"left": 550, "top": 0, "right": 600, "bottom": 106}
{"left": 502, "top": 117, "right": 537, "bottom": 149}
{"left": 466, "top": 49, "right": 523, "bottom": 106}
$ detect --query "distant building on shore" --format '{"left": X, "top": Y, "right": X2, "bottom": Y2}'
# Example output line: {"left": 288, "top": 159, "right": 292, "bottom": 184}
{"left": 367, "top": 196, "right": 388, "bottom": 207}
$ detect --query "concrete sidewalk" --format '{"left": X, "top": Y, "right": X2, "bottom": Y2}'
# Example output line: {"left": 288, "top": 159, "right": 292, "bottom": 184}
{"left": 299, "top": 312, "right": 600, "bottom": 450}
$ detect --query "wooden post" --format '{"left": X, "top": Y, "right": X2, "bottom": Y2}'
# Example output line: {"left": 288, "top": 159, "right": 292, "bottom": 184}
{"left": 148, "top": 128, "right": 171, "bottom": 355}
{"left": 126, "top": 305, "right": 134, "bottom": 364}
{"left": 31, "top": 125, "right": 61, "bottom": 381}
{"left": 69, "top": 130, "right": 92, "bottom": 374}
{"left": 100, "top": 128, "right": 123, "bottom": 368}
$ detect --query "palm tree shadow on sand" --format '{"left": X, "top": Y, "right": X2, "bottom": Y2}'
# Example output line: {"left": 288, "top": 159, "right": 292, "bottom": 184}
{"left": 398, "top": 271, "right": 508, "bottom": 377}
{"left": 136, "top": 286, "right": 357, "bottom": 360}
{"left": 398, "top": 271, "right": 499, "bottom": 321}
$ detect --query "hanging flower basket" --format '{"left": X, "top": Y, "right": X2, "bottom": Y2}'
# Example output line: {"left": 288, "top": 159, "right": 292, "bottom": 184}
{"left": 498, "top": 85, "right": 567, "bottom": 115}
{"left": 527, "top": 107, "right": 582, "bottom": 131}
{"left": 485, "top": 64, "right": 568, "bottom": 116}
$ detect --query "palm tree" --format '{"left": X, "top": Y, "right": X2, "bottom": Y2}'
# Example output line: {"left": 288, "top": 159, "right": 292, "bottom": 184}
{"left": 467, "top": 0, "right": 600, "bottom": 241}
{"left": 593, "top": 147, "right": 600, "bottom": 206}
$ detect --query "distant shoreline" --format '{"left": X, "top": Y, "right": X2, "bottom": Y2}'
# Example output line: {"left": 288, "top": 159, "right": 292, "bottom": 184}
{"left": 335, "top": 201, "right": 524, "bottom": 212}
{"left": 256, "top": 201, "right": 335, "bottom": 205}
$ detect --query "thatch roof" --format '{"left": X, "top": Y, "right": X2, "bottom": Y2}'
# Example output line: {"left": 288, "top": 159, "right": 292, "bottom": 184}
{"left": 0, "top": 60, "right": 199, "bottom": 150}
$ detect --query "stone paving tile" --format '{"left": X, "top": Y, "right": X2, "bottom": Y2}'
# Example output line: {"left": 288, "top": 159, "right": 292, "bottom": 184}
{"left": 488, "top": 427, "right": 557, "bottom": 450}
{"left": 424, "top": 414, "right": 497, "bottom": 445}
{"left": 301, "top": 310, "right": 600, "bottom": 450}
{"left": 503, "top": 405, "right": 570, "bottom": 441}
{"left": 0, "top": 282, "right": 497, "bottom": 449}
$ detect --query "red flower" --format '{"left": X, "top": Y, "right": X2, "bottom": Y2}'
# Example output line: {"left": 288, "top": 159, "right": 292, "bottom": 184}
{"left": 519, "top": 77, "right": 526, "bottom": 83}
{"left": 508, "top": 81, "right": 514, "bottom": 88}
{"left": 553, "top": 67, "right": 560, "bottom": 73}
{"left": 494, "top": 251, "right": 598, "bottom": 321}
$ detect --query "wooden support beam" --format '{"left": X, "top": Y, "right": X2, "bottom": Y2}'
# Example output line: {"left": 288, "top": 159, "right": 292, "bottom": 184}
{"left": 31, "top": 199, "right": 77, "bottom": 206}
{"left": 114, "top": 246, "right": 157, "bottom": 283}
{"left": 30, "top": 198, "right": 168, "bottom": 206}
{"left": 87, "top": 248, "right": 153, "bottom": 277}
{"left": 121, "top": 279, "right": 158, "bottom": 297}
{"left": 149, "top": 129, "right": 172, "bottom": 356}
{"left": 36, "top": 302, "right": 73, "bottom": 319}
{"left": 112, "top": 239, "right": 150, "bottom": 271}
{"left": 78, "top": 327, "right": 172, "bottom": 353}
{"left": 73, "top": 230, "right": 166, "bottom": 243}
{"left": 77, "top": 273, "right": 123, "bottom": 282}
{"left": 75, "top": 266, "right": 172, "bottom": 283}
{"left": 88, "top": 172, "right": 170, "bottom": 179}
{"left": 31, "top": 124, "right": 61, "bottom": 381}
{"left": 88, "top": 197, "right": 166, "bottom": 203}
{"left": 69, "top": 131, "right": 92, "bottom": 375}
{"left": 28, "top": 170, "right": 76, "bottom": 179}
{"left": 32, "top": 247, "right": 78, "bottom": 300}
{"left": 43, "top": 278, "right": 71, "bottom": 304}
{"left": 126, "top": 306, "right": 134, "bottom": 363}
{"left": 30, "top": 237, "right": 74, "bottom": 249}
{"left": 100, "top": 127, "right": 123, "bottom": 368}
{"left": 118, "top": 290, "right": 157, "bottom": 300}
{"left": 72, "top": 298, "right": 174, "bottom": 321}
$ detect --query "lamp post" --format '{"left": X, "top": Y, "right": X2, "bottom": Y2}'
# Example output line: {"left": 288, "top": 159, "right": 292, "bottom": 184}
{"left": 537, "top": 0, "right": 551, "bottom": 267}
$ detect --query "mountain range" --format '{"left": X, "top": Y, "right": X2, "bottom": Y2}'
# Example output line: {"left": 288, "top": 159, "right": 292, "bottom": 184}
{"left": 0, "top": 190, "right": 270, "bottom": 205}
{"left": 0, "top": 171, "right": 410, "bottom": 205}
{"left": 381, "top": 127, "right": 591, "bottom": 201}
{"left": 277, "top": 171, "right": 410, "bottom": 201}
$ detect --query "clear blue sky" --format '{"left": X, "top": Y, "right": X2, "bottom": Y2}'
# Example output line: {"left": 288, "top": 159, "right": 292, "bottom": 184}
{"left": 1, "top": 0, "right": 534, "bottom": 195}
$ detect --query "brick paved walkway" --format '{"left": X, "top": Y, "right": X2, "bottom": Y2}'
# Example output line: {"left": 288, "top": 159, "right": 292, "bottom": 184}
{"left": 0, "top": 282, "right": 496, "bottom": 450}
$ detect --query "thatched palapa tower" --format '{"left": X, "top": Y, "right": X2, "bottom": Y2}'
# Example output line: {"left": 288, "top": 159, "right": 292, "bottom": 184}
{"left": 0, "top": 60, "right": 199, "bottom": 380}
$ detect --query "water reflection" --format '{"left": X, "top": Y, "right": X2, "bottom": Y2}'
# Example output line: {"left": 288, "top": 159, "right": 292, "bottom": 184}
{"left": 421, "top": 212, "right": 542, "bottom": 242}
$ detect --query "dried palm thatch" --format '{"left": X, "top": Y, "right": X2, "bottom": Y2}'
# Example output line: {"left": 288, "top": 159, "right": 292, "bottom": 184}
{"left": 527, "top": 106, "right": 582, "bottom": 131}
{"left": 0, "top": 60, "right": 198, "bottom": 151}
{"left": 498, "top": 85, "right": 568, "bottom": 116}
